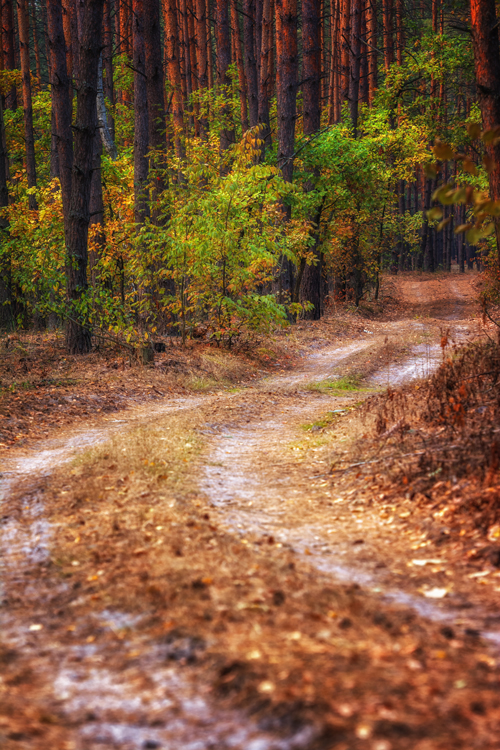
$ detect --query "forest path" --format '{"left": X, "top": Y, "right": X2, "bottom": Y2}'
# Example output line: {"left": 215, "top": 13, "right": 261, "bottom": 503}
{"left": 3, "top": 271, "right": 500, "bottom": 750}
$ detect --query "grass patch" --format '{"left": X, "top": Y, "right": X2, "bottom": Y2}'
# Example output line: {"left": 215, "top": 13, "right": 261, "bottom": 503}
{"left": 301, "top": 409, "right": 349, "bottom": 431}
{"left": 305, "top": 373, "right": 369, "bottom": 393}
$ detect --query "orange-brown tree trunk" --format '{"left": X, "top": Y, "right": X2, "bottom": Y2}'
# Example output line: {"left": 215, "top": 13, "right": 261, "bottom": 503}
{"left": 17, "top": 0, "right": 37, "bottom": 209}
{"left": 470, "top": 0, "right": 500, "bottom": 262}
{"left": 164, "top": 0, "right": 185, "bottom": 156}
{"left": 231, "top": 0, "right": 249, "bottom": 131}
{"left": 215, "top": 0, "right": 235, "bottom": 151}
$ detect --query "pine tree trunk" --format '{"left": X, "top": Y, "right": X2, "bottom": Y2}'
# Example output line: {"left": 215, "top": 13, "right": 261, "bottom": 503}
{"left": 17, "top": 0, "right": 38, "bottom": 210}
{"left": 382, "top": 0, "right": 393, "bottom": 70}
{"left": 30, "top": 0, "right": 42, "bottom": 86}
{"left": 367, "top": 0, "right": 377, "bottom": 104}
{"left": 133, "top": 0, "right": 149, "bottom": 225}
{"left": 195, "top": 0, "right": 209, "bottom": 135}
{"left": 0, "top": 97, "right": 12, "bottom": 330}
{"left": 65, "top": 0, "right": 104, "bottom": 354}
{"left": 276, "top": 0, "right": 298, "bottom": 186}
{"left": 164, "top": 0, "right": 185, "bottom": 157}
{"left": 470, "top": 0, "right": 500, "bottom": 265}
{"left": 144, "top": 0, "right": 167, "bottom": 204}
{"left": 258, "top": 0, "right": 271, "bottom": 152}
{"left": 103, "top": 0, "right": 115, "bottom": 140}
{"left": 340, "top": 0, "right": 351, "bottom": 103}
{"left": 276, "top": 0, "right": 298, "bottom": 298}
{"left": 350, "top": 0, "right": 362, "bottom": 131}
{"left": 215, "top": 0, "right": 235, "bottom": 152}
{"left": 300, "top": 0, "right": 322, "bottom": 318}
{"left": 243, "top": 0, "right": 259, "bottom": 127}
{"left": 2, "top": 0, "right": 17, "bottom": 109}
{"left": 47, "top": 0, "right": 72, "bottom": 214}
{"left": 231, "top": 0, "right": 249, "bottom": 131}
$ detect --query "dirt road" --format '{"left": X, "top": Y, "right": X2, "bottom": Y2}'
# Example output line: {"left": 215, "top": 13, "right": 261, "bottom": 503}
{"left": 2, "top": 272, "right": 500, "bottom": 750}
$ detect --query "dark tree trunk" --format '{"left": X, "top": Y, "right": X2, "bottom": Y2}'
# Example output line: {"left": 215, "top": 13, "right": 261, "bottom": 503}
{"left": 2, "top": 0, "right": 17, "bottom": 109}
{"left": 300, "top": 0, "right": 322, "bottom": 318}
{"left": 30, "top": 0, "right": 42, "bottom": 86}
{"left": 243, "top": 0, "right": 258, "bottom": 127}
{"left": 133, "top": 0, "right": 149, "bottom": 225}
{"left": 276, "top": 0, "right": 298, "bottom": 186}
{"left": 17, "top": 0, "right": 38, "bottom": 210}
{"left": 0, "top": 97, "right": 12, "bottom": 330}
{"left": 231, "top": 0, "right": 249, "bottom": 132}
{"left": 302, "top": 0, "right": 321, "bottom": 135}
{"left": 47, "top": 0, "right": 72, "bottom": 214}
{"left": 276, "top": 0, "right": 297, "bottom": 298}
{"left": 340, "top": 0, "right": 351, "bottom": 103}
{"left": 144, "top": 0, "right": 167, "bottom": 212}
{"left": 258, "top": 0, "right": 271, "bottom": 153}
{"left": 65, "top": 0, "right": 105, "bottom": 354}
{"left": 215, "top": 0, "right": 235, "bottom": 151}
{"left": 349, "top": 0, "right": 362, "bottom": 131}
{"left": 470, "top": 0, "right": 500, "bottom": 265}
{"left": 103, "top": 0, "right": 115, "bottom": 140}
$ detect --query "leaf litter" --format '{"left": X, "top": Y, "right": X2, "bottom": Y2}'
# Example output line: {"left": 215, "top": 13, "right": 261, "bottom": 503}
{"left": 2, "top": 273, "right": 500, "bottom": 749}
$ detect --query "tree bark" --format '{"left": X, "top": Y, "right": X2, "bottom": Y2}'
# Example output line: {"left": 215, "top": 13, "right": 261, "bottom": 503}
{"left": 133, "top": 0, "right": 149, "bottom": 225}
{"left": 103, "top": 0, "right": 115, "bottom": 139}
{"left": 366, "top": 0, "right": 377, "bottom": 104}
{"left": 258, "top": 0, "right": 271, "bottom": 152}
{"left": 382, "top": 0, "right": 393, "bottom": 70}
{"left": 47, "top": 0, "right": 72, "bottom": 215}
{"left": 243, "top": 0, "right": 258, "bottom": 127}
{"left": 195, "top": 0, "right": 209, "bottom": 134}
{"left": 17, "top": 0, "right": 38, "bottom": 210}
{"left": 2, "top": 0, "right": 17, "bottom": 109}
{"left": 65, "top": 0, "right": 105, "bottom": 354}
{"left": 349, "top": 0, "right": 362, "bottom": 131}
{"left": 0, "top": 97, "right": 12, "bottom": 330}
{"left": 302, "top": 0, "right": 321, "bottom": 135}
{"left": 276, "top": 0, "right": 298, "bottom": 186}
{"left": 231, "top": 0, "right": 249, "bottom": 132}
{"left": 470, "top": 0, "right": 500, "bottom": 264}
{"left": 30, "top": 0, "right": 42, "bottom": 86}
{"left": 164, "top": 0, "right": 185, "bottom": 157}
{"left": 340, "top": 0, "right": 351, "bottom": 103}
{"left": 144, "top": 0, "right": 167, "bottom": 209}
{"left": 215, "top": 0, "right": 235, "bottom": 152}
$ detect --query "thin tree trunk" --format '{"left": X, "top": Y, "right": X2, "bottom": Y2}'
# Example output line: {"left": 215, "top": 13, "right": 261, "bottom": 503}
{"left": 30, "top": 0, "right": 42, "bottom": 87}
{"left": 195, "top": 0, "right": 209, "bottom": 134}
{"left": 103, "top": 0, "right": 115, "bottom": 139}
{"left": 47, "top": 0, "right": 72, "bottom": 215}
{"left": 349, "top": 0, "right": 362, "bottom": 131}
{"left": 206, "top": 0, "right": 214, "bottom": 89}
{"left": 258, "top": 0, "right": 271, "bottom": 152}
{"left": 340, "top": 0, "right": 351, "bottom": 103}
{"left": 367, "top": 0, "right": 377, "bottom": 103}
{"left": 2, "top": 0, "right": 17, "bottom": 109}
{"left": 65, "top": 0, "right": 105, "bottom": 354}
{"left": 301, "top": 0, "right": 322, "bottom": 319}
{"left": 17, "top": 0, "right": 38, "bottom": 210}
{"left": 382, "top": 0, "right": 393, "bottom": 70}
{"left": 231, "top": 0, "right": 249, "bottom": 131}
{"left": 243, "top": 0, "right": 258, "bottom": 127}
{"left": 276, "top": 0, "right": 298, "bottom": 297}
{"left": 132, "top": 0, "right": 149, "bottom": 225}
{"left": 0, "top": 97, "right": 12, "bottom": 330}
{"left": 97, "top": 52, "right": 118, "bottom": 158}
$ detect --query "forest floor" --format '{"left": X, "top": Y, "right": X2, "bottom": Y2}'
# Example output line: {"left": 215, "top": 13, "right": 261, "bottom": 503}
{"left": 2, "top": 270, "right": 500, "bottom": 750}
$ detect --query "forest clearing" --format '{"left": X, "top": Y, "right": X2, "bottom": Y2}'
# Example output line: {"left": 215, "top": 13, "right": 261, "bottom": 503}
{"left": 2, "top": 272, "right": 500, "bottom": 750}
{"left": 3, "top": 0, "right": 500, "bottom": 746}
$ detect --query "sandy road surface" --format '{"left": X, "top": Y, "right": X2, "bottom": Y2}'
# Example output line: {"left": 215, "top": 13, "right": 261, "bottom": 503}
{"left": 2, "top": 271, "right": 499, "bottom": 750}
